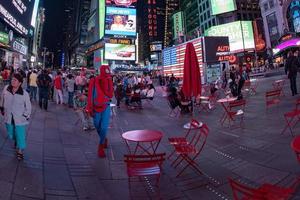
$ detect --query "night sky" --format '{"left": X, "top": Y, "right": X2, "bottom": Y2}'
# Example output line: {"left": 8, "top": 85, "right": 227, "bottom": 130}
{"left": 42, "top": 0, "right": 65, "bottom": 53}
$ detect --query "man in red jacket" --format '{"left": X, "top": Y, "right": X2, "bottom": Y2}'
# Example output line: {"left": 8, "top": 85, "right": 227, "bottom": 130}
{"left": 54, "top": 72, "right": 63, "bottom": 104}
{"left": 86, "top": 65, "right": 114, "bottom": 157}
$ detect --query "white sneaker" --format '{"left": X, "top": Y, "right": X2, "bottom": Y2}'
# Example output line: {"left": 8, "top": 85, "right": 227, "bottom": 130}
{"left": 83, "top": 127, "right": 89, "bottom": 131}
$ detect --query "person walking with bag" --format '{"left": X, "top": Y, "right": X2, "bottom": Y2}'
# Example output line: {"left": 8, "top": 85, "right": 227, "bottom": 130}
{"left": 86, "top": 65, "right": 114, "bottom": 158}
{"left": 0, "top": 73, "right": 31, "bottom": 160}
{"left": 285, "top": 51, "right": 299, "bottom": 96}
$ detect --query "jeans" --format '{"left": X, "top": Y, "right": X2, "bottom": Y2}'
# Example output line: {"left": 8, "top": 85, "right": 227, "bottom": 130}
{"left": 30, "top": 86, "right": 37, "bottom": 101}
{"left": 93, "top": 105, "right": 111, "bottom": 144}
{"left": 55, "top": 89, "right": 63, "bottom": 104}
{"left": 39, "top": 88, "right": 49, "bottom": 110}
{"left": 68, "top": 92, "right": 74, "bottom": 107}
{"left": 290, "top": 76, "right": 297, "bottom": 95}
{"left": 76, "top": 110, "right": 94, "bottom": 129}
{"left": 6, "top": 123, "right": 27, "bottom": 150}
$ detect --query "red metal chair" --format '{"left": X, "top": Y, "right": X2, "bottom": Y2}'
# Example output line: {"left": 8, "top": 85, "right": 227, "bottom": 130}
{"left": 168, "top": 119, "right": 202, "bottom": 159}
{"left": 124, "top": 153, "right": 166, "bottom": 197}
{"left": 272, "top": 79, "right": 286, "bottom": 97}
{"left": 228, "top": 177, "right": 298, "bottom": 200}
{"left": 221, "top": 99, "right": 246, "bottom": 128}
{"left": 291, "top": 136, "right": 300, "bottom": 163}
{"left": 266, "top": 89, "right": 281, "bottom": 110}
{"left": 281, "top": 98, "right": 300, "bottom": 136}
{"left": 170, "top": 124, "right": 209, "bottom": 177}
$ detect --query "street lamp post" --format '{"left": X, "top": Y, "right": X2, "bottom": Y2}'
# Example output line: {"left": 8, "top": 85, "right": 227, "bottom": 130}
{"left": 43, "top": 47, "right": 47, "bottom": 69}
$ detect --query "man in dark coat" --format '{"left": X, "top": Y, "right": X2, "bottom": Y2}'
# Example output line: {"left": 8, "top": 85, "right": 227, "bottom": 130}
{"left": 285, "top": 51, "right": 299, "bottom": 96}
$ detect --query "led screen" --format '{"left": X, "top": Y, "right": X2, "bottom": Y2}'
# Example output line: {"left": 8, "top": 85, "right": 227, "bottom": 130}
{"left": 106, "top": 0, "right": 137, "bottom": 7}
{"left": 99, "top": 0, "right": 105, "bottom": 39}
{"left": 210, "top": 0, "right": 237, "bottom": 15}
{"left": 0, "top": 0, "right": 36, "bottom": 35}
{"left": 105, "top": 43, "right": 136, "bottom": 61}
{"left": 205, "top": 21, "right": 255, "bottom": 52}
{"left": 105, "top": 7, "right": 136, "bottom": 36}
{"left": 172, "top": 11, "right": 184, "bottom": 39}
{"left": 162, "top": 38, "right": 203, "bottom": 79}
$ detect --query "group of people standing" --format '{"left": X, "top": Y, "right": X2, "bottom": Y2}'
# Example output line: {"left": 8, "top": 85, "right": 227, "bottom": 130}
{"left": 0, "top": 65, "right": 115, "bottom": 160}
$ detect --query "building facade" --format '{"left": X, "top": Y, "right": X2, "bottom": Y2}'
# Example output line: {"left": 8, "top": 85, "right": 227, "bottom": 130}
{"left": 137, "top": 0, "right": 166, "bottom": 64}
{"left": 260, "top": 0, "right": 284, "bottom": 49}
{"left": 180, "top": 0, "right": 217, "bottom": 39}
{"left": 164, "top": 0, "right": 180, "bottom": 47}
{"left": 32, "top": 7, "right": 45, "bottom": 65}
{"left": 62, "top": 0, "right": 91, "bottom": 67}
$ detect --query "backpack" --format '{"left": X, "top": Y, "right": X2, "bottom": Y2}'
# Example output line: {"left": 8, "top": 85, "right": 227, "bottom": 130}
{"left": 38, "top": 74, "right": 51, "bottom": 88}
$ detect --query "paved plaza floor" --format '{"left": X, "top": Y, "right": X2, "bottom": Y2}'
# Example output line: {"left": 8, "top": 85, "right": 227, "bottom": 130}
{"left": 1, "top": 75, "right": 300, "bottom": 200}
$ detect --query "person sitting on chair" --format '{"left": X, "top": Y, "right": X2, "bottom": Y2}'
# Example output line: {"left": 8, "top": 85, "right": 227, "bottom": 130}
{"left": 167, "top": 86, "right": 181, "bottom": 110}
{"left": 130, "top": 85, "right": 142, "bottom": 108}
{"left": 141, "top": 84, "right": 155, "bottom": 100}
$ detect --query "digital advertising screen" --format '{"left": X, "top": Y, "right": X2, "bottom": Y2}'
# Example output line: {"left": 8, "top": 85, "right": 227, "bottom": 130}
{"left": 206, "top": 63, "right": 221, "bottom": 84}
{"left": 106, "top": 0, "right": 137, "bottom": 7}
{"left": 162, "top": 38, "right": 204, "bottom": 80}
{"left": 99, "top": 0, "right": 105, "bottom": 39}
{"left": 203, "top": 36, "right": 230, "bottom": 63}
{"left": 205, "top": 21, "right": 255, "bottom": 52}
{"left": 172, "top": 11, "right": 184, "bottom": 39}
{"left": 210, "top": 0, "right": 237, "bottom": 15}
{"left": 150, "top": 43, "right": 162, "bottom": 52}
{"left": 105, "top": 6, "right": 136, "bottom": 36}
{"left": 0, "top": 0, "right": 37, "bottom": 35}
{"left": 104, "top": 43, "right": 136, "bottom": 61}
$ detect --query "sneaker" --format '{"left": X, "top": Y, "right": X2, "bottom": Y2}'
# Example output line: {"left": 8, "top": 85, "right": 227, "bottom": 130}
{"left": 83, "top": 127, "right": 89, "bottom": 131}
{"left": 98, "top": 144, "right": 106, "bottom": 158}
{"left": 89, "top": 127, "right": 96, "bottom": 130}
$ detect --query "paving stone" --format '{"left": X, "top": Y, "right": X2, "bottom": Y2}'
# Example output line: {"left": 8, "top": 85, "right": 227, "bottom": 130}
{"left": 13, "top": 166, "right": 44, "bottom": 199}
{"left": 72, "top": 177, "right": 111, "bottom": 200}
{"left": 46, "top": 196, "right": 77, "bottom": 200}
{"left": 0, "top": 180, "right": 13, "bottom": 200}
{"left": 0, "top": 155, "right": 18, "bottom": 182}
{"left": 44, "top": 164, "right": 74, "bottom": 191}
{"left": 64, "top": 148, "right": 89, "bottom": 165}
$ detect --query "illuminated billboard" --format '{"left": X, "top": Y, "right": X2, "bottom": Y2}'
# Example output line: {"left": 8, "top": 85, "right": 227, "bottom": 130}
{"left": 163, "top": 38, "right": 203, "bottom": 79}
{"left": 210, "top": 0, "right": 237, "bottom": 15}
{"left": 172, "top": 11, "right": 184, "bottom": 39}
{"left": 105, "top": 7, "right": 136, "bottom": 36}
{"left": 205, "top": 21, "right": 255, "bottom": 52}
{"left": 99, "top": 0, "right": 105, "bottom": 39}
{"left": 104, "top": 43, "right": 136, "bottom": 61}
{"left": 106, "top": 0, "right": 137, "bottom": 7}
{"left": 0, "top": 0, "right": 37, "bottom": 35}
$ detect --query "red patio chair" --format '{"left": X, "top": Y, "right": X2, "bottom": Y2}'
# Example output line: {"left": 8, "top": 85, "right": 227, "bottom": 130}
{"left": 272, "top": 79, "right": 286, "bottom": 97}
{"left": 291, "top": 136, "right": 300, "bottom": 163}
{"left": 281, "top": 99, "right": 300, "bottom": 136}
{"left": 221, "top": 99, "right": 246, "bottom": 128}
{"left": 170, "top": 124, "right": 209, "bottom": 177}
{"left": 266, "top": 89, "right": 281, "bottom": 110}
{"left": 124, "top": 153, "right": 166, "bottom": 197}
{"left": 228, "top": 177, "right": 299, "bottom": 200}
{"left": 168, "top": 119, "right": 202, "bottom": 159}
{"left": 242, "top": 80, "right": 251, "bottom": 96}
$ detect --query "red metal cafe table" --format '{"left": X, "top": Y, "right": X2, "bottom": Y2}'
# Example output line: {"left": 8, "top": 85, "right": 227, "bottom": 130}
{"left": 122, "top": 130, "right": 163, "bottom": 155}
{"left": 217, "top": 97, "right": 237, "bottom": 125}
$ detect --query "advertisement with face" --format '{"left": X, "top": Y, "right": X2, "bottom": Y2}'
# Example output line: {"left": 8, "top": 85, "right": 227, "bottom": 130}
{"left": 105, "top": 7, "right": 136, "bottom": 36}
{"left": 210, "top": 0, "right": 237, "bottom": 15}
{"left": 105, "top": 43, "right": 136, "bottom": 61}
{"left": 0, "top": 0, "right": 37, "bottom": 35}
{"left": 106, "top": 0, "right": 137, "bottom": 7}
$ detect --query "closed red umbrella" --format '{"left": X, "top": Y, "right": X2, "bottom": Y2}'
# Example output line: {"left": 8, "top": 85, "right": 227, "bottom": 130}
{"left": 183, "top": 42, "right": 201, "bottom": 98}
